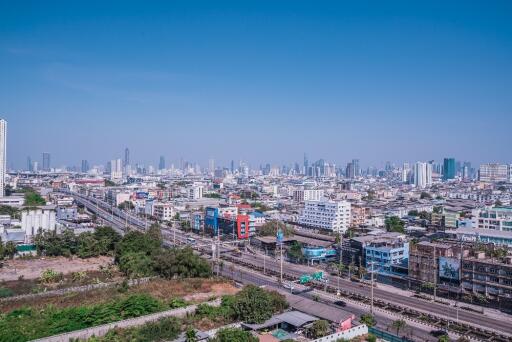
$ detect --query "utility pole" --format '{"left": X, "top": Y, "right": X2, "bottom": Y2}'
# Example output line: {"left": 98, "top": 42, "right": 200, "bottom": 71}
{"left": 371, "top": 262, "right": 374, "bottom": 314}
{"left": 280, "top": 242, "right": 283, "bottom": 284}
{"left": 434, "top": 245, "right": 437, "bottom": 301}
{"left": 263, "top": 248, "right": 267, "bottom": 275}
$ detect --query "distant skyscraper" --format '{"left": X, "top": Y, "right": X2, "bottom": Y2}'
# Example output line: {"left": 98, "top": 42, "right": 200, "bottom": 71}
{"left": 303, "top": 153, "right": 309, "bottom": 174}
{"left": 124, "top": 147, "right": 130, "bottom": 167}
{"left": 402, "top": 163, "right": 410, "bottom": 183}
{"left": 208, "top": 158, "right": 215, "bottom": 174}
{"left": 414, "top": 162, "right": 432, "bottom": 189}
{"left": 230, "top": 160, "right": 235, "bottom": 174}
{"left": 32, "top": 161, "right": 38, "bottom": 172}
{"left": 352, "top": 159, "right": 360, "bottom": 177}
{"left": 159, "top": 156, "right": 166, "bottom": 170}
{"left": 81, "top": 159, "right": 89, "bottom": 173}
{"left": 110, "top": 159, "right": 122, "bottom": 179}
{"left": 27, "top": 156, "right": 32, "bottom": 172}
{"left": 0, "top": 119, "right": 6, "bottom": 197}
{"left": 42, "top": 152, "right": 51, "bottom": 171}
{"left": 443, "top": 158, "right": 456, "bottom": 181}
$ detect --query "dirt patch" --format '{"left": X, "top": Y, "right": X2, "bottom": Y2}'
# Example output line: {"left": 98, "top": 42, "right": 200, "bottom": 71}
{"left": 130, "top": 278, "right": 239, "bottom": 302}
{"left": 183, "top": 282, "right": 239, "bottom": 302}
{"left": 0, "top": 256, "right": 114, "bottom": 281}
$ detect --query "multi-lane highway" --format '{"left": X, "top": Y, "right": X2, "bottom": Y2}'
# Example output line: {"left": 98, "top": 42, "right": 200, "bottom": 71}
{"left": 64, "top": 191, "right": 512, "bottom": 340}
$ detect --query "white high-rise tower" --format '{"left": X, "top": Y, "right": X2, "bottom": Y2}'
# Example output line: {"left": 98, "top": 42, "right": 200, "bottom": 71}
{"left": 414, "top": 162, "right": 432, "bottom": 189}
{"left": 0, "top": 119, "right": 6, "bottom": 197}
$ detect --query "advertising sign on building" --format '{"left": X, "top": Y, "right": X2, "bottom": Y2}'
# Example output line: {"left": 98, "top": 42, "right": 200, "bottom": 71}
{"left": 439, "top": 257, "right": 460, "bottom": 280}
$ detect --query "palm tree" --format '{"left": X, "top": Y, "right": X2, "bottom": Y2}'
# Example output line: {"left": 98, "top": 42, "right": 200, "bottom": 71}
{"left": 358, "top": 266, "right": 367, "bottom": 279}
{"left": 391, "top": 319, "right": 406, "bottom": 336}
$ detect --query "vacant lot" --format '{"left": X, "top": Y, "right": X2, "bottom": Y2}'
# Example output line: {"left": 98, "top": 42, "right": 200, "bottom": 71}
{"left": 0, "top": 256, "right": 113, "bottom": 281}
{"left": 0, "top": 278, "right": 238, "bottom": 313}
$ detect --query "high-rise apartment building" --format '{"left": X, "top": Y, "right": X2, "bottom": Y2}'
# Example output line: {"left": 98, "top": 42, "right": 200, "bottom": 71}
{"left": 42, "top": 152, "right": 51, "bottom": 171}
{"left": 0, "top": 119, "right": 6, "bottom": 197}
{"left": 159, "top": 156, "right": 166, "bottom": 170}
{"left": 208, "top": 158, "right": 215, "bottom": 175}
{"left": 124, "top": 147, "right": 130, "bottom": 167}
{"left": 478, "top": 163, "right": 509, "bottom": 183}
{"left": 81, "top": 160, "right": 89, "bottom": 173}
{"left": 110, "top": 159, "right": 123, "bottom": 180}
{"left": 443, "top": 158, "right": 456, "bottom": 180}
{"left": 414, "top": 162, "right": 432, "bottom": 188}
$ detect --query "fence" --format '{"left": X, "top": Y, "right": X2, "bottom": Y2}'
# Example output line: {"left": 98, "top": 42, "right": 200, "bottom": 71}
{"left": 368, "top": 327, "right": 413, "bottom": 342}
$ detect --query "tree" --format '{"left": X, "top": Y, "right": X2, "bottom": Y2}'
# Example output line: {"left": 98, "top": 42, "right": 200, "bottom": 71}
{"left": 258, "top": 221, "right": 294, "bottom": 237}
{"left": 334, "top": 232, "right": 341, "bottom": 245}
{"left": 147, "top": 224, "right": 163, "bottom": 245}
{"left": 230, "top": 285, "right": 288, "bottom": 324}
{"left": 23, "top": 189, "right": 46, "bottom": 206}
{"left": 3, "top": 241, "right": 16, "bottom": 259}
{"left": 0, "top": 236, "right": 4, "bottom": 260}
{"left": 152, "top": 247, "right": 211, "bottom": 279}
{"left": 438, "top": 336, "right": 449, "bottom": 342}
{"left": 77, "top": 232, "right": 102, "bottom": 258}
{"left": 93, "top": 226, "right": 121, "bottom": 253}
{"left": 385, "top": 216, "right": 405, "bottom": 233}
{"left": 118, "top": 251, "right": 155, "bottom": 278}
{"left": 358, "top": 266, "right": 367, "bottom": 279}
{"left": 359, "top": 314, "right": 376, "bottom": 327}
{"left": 420, "top": 191, "right": 432, "bottom": 200}
{"left": 308, "top": 320, "right": 330, "bottom": 338}
{"left": 287, "top": 241, "right": 304, "bottom": 263}
{"left": 391, "top": 319, "right": 406, "bottom": 336}
{"left": 210, "top": 328, "right": 258, "bottom": 342}
{"left": 118, "top": 201, "right": 135, "bottom": 210}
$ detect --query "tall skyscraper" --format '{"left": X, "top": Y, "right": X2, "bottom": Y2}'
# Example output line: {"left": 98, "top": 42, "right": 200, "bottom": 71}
{"left": 303, "top": 153, "right": 309, "bottom": 174}
{"left": 352, "top": 159, "right": 360, "bottom": 177}
{"left": 414, "top": 162, "right": 433, "bottom": 189}
{"left": 208, "top": 158, "right": 215, "bottom": 174}
{"left": 42, "top": 152, "right": 51, "bottom": 171}
{"left": 110, "top": 159, "right": 123, "bottom": 180}
{"left": 230, "top": 160, "right": 235, "bottom": 174}
{"left": 81, "top": 159, "right": 89, "bottom": 173}
{"left": 443, "top": 158, "right": 456, "bottom": 180}
{"left": 124, "top": 147, "right": 130, "bottom": 167}
{"left": 159, "top": 156, "right": 166, "bottom": 170}
{"left": 0, "top": 119, "right": 6, "bottom": 197}
{"left": 27, "top": 156, "right": 32, "bottom": 172}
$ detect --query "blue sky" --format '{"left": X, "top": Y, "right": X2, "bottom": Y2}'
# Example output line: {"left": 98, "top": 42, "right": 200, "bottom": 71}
{"left": 1, "top": 1, "right": 511, "bottom": 170}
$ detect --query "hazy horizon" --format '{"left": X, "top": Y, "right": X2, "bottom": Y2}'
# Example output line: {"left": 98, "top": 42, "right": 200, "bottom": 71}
{"left": 1, "top": 1, "right": 511, "bottom": 169}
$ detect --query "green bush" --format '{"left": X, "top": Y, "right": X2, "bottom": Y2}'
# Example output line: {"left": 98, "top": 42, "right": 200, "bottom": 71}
{"left": 210, "top": 328, "right": 258, "bottom": 342}
{"left": 0, "top": 294, "right": 164, "bottom": 341}
{"left": 0, "top": 287, "right": 14, "bottom": 298}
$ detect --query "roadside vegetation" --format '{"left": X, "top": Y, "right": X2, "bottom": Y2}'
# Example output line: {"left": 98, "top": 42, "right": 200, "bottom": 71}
{"left": 80, "top": 285, "right": 287, "bottom": 342}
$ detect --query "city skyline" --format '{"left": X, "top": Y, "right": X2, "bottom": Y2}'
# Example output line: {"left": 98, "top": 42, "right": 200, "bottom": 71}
{"left": 1, "top": 1, "right": 512, "bottom": 168}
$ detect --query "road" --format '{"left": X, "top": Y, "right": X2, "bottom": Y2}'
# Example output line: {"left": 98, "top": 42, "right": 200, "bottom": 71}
{"left": 65, "top": 191, "right": 511, "bottom": 340}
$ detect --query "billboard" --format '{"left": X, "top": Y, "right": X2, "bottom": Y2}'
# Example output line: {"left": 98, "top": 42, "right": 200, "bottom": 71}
{"left": 439, "top": 257, "right": 460, "bottom": 280}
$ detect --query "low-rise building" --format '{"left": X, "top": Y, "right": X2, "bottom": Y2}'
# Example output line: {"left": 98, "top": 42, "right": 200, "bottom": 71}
{"left": 21, "top": 205, "right": 57, "bottom": 242}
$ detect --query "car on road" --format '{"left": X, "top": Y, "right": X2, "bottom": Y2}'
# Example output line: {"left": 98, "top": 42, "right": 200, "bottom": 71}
{"left": 430, "top": 330, "right": 448, "bottom": 338}
{"left": 333, "top": 300, "right": 347, "bottom": 307}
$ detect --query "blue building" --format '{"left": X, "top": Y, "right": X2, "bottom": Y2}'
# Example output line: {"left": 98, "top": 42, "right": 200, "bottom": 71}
{"left": 364, "top": 237, "right": 409, "bottom": 276}
{"left": 443, "top": 158, "right": 456, "bottom": 181}
{"left": 302, "top": 246, "right": 337, "bottom": 262}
